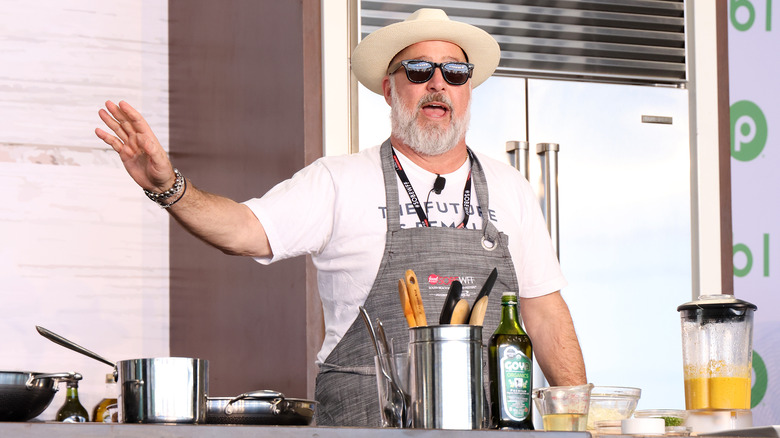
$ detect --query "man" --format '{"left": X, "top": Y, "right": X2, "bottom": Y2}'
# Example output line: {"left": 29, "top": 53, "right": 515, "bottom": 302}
{"left": 95, "top": 8, "right": 586, "bottom": 427}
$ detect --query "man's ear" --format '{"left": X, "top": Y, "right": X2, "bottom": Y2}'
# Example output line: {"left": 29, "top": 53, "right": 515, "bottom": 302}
{"left": 382, "top": 76, "right": 393, "bottom": 105}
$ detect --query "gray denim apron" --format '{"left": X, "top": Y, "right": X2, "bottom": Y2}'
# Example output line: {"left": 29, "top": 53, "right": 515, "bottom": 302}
{"left": 314, "top": 139, "right": 521, "bottom": 426}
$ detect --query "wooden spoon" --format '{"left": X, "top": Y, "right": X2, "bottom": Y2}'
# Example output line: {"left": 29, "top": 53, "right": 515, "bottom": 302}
{"left": 439, "top": 280, "right": 462, "bottom": 324}
{"left": 469, "top": 296, "right": 490, "bottom": 326}
{"left": 398, "top": 279, "right": 417, "bottom": 327}
{"left": 468, "top": 268, "right": 497, "bottom": 321}
{"left": 405, "top": 270, "right": 427, "bottom": 326}
{"left": 449, "top": 299, "right": 471, "bottom": 325}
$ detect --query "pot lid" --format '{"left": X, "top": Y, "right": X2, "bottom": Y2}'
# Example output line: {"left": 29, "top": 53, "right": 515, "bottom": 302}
{"left": 677, "top": 294, "right": 757, "bottom": 312}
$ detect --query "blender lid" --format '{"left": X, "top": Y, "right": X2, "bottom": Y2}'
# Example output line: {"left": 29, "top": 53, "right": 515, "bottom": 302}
{"left": 677, "top": 294, "right": 757, "bottom": 312}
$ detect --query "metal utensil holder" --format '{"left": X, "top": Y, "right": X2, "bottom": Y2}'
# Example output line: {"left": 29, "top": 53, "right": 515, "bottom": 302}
{"left": 408, "top": 325, "right": 483, "bottom": 429}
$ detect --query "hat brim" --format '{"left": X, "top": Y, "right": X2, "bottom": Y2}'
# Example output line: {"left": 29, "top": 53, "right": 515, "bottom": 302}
{"left": 351, "top": 12, "right": 500, "bottom": 95}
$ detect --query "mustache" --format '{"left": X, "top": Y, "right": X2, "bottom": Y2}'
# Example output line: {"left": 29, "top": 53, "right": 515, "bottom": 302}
{"left": 416, "top": 92, "right": 453, "bottom": 111}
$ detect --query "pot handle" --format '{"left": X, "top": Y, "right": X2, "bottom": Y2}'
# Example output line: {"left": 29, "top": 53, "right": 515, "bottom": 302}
{"left": 36, "top": 326, "right": 116, "bottom": 368}
{"left": 224, "top": 390, "right": 285, "bottom": 415}
{"left": 26, "top": 371, "right": 82, "bottom": 390}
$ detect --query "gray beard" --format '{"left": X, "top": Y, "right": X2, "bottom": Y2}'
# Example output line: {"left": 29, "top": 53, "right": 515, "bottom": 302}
{"left": 389, "top": 76, "right": 471, "bottom": 156}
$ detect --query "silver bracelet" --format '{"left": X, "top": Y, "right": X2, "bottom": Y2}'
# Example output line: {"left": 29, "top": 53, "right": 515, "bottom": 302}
{"left": 160, "top": 176, "right": 187, "bottom": 209}
{"left": 144, "top": 169, "right": 184, "bottom": 206}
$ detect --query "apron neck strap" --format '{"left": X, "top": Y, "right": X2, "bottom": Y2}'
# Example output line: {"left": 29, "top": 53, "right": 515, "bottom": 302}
{"left": 380, "top": 139, "right": 402, "bottom": 230}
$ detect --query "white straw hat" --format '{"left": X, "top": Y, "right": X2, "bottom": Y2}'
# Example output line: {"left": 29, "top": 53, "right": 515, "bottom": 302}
{"left": 351, "top": 8, "right": 501, "bottom": 95}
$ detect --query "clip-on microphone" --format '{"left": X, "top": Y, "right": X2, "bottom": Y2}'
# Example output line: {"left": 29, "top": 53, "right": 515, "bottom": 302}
{"left": 425, "top": 175, "right": 447, "bottom": 215}
{"left": 433, "top": 175, "right": 446, "bottom": 194}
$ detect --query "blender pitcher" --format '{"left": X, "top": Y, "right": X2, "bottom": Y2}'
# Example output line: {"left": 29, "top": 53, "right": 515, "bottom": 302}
{"left": 677, "top": 295, "right": 757, "bottom": 414}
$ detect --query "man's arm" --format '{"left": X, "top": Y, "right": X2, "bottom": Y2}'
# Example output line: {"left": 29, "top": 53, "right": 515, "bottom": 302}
{"left": 95, "top": 100, "right": 272, "bottom": 258}
{"left": 519, "top": 291, "right": 587, "bottom": 386}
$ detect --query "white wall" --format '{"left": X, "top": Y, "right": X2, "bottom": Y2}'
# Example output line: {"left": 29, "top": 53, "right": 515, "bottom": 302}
{"left": 0, "top": 0, "right": 169, "bottom": 419}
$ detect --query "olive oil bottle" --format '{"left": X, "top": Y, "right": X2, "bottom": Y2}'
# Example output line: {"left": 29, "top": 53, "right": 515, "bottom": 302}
{"left": 489, "top": 291, "right": 533, "bottom": 429}
{"left": 92, "top": 373, "right": 118, "bottom": 422}
{"left": 56, "top": 376, "right": 89, "bottom": 422}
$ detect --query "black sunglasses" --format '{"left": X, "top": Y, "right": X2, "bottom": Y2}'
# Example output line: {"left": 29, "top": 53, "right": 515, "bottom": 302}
{"left": 387, "top": 59, "right": 474, "bottom": 86}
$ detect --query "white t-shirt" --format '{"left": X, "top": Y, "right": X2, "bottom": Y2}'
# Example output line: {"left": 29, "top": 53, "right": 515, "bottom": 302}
{"left": 244, "top": 145, "right": 566, "bottom": 363}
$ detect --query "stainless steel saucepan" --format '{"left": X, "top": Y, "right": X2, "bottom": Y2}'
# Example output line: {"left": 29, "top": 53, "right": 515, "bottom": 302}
{"left": 36, "top": 326, "right": 208, "bottom": 424}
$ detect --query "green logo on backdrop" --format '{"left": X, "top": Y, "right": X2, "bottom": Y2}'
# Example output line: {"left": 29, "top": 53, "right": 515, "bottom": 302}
{"left": 752, "top": 350, "right": 768, "bottom": 408}
{"left": 733, "top": 234, "right": 769, "bottom": 277}
{"left": 730, "top": 0, "right": 774, "bottom": 31}
{"left": 731, "top": 100, "right": 768, "bottom": 161}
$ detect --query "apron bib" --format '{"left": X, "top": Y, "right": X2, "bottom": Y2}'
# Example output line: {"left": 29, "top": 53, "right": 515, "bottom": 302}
{"left": 314, "top": 140, "right": 521, "bottom": 426}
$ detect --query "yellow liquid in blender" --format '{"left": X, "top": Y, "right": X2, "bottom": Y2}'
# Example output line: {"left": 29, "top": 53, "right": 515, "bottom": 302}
{"left": 684, "top": 376, "right": 751, "bottom": 410}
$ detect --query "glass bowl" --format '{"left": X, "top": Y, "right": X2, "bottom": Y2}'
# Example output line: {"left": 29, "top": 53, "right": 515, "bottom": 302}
{"left": 586, "top": 386, "right": 641, "bottom": 430}
{"left": 634, "top": 409, "right": 688, "bottom": 427}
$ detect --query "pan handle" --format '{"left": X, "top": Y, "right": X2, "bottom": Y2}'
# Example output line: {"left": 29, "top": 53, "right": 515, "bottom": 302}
{"left": 233, "top": 390, "right": 285, "bottom": 400}
{"left": 36, "top": 325, "right": 116, "bottom": 368}
{"left": 224, "top": 390, "right": 285, "bottom": 415}
{"left": 25, "top": 371, "right": 82, "bottom": 390}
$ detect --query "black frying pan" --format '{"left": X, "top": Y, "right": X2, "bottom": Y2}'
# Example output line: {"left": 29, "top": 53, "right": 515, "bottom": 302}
{"left": 0, "top": 371, "right": 79, "bottom": 421}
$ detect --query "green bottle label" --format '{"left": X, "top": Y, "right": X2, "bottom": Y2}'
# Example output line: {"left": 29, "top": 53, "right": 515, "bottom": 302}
{"left": 498, "top": 345, "right": 532, "bottom": 421}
